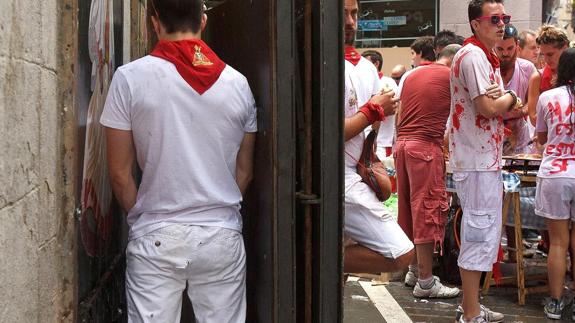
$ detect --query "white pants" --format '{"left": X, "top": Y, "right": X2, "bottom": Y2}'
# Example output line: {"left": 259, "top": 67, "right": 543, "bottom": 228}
{"left": 126, "top": 224, "right": 246, "bottom": 323}
{"left": 345, "top": 181, "right": 414, "bottom": 259}
{"left": 453, "top": 171, "right": 503, "bottom": 272}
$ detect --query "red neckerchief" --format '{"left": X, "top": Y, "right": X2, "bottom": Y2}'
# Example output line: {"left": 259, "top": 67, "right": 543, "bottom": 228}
{"left": 540, "top": 66, "right": 554, "bottom": 92}
{"left": 378, "top": 71, "right": 384, "bottom": 79}
{"left": 150, "top": 39, "right": 226, "bottom": 95}
{"left": 345, "top": 45, "right": 361, "bottom": 66}
{"left": 463, "top": 36, "right": 500, "bottom": 69}
{"left": 418, "top": 61, "right": 434, "bottom": 67}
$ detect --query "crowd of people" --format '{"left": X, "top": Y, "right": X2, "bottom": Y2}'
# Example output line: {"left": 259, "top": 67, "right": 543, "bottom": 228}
{"left": 93, "top": 0, "right": 575, "bottom": 321}
{"left": 345, "top": 0, "right": 575, "bottom": 322}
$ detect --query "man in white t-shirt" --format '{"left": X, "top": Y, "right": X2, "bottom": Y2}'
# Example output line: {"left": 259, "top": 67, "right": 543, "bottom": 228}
{"left": 449, "top": 1, "right": 522, "bottom": 322}
{"left": 100, "top": 1, "right": 256, "bottom": 321}
{"left": 495, "top": 24, "right": 536, "bottom": 155}
{"left": 343, "top": 0, "right": 414, "bottom": 274}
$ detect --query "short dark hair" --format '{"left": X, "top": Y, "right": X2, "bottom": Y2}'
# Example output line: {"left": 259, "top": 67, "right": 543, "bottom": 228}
{"left": 434, "top": 30, "right": 458, "bottom": 50}
{"left": 362, "top": 50, "right": 383, "bottom": 71}
{"left": 411, "top": 36, "right": 436, "bottom": 62}
{"left": 149, "top": 0, "right": 204, "bottom": 34}
{"left": 468, "top": 0, "right": 504, "bottom": 34}
{"left": 503, "top": 24, "right": 518, "bottom": 41}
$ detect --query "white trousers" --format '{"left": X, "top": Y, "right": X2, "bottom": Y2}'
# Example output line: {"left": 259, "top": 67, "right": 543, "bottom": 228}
{"left": 126, "top": 224, "right": 246, "bottom": 323}
{"left": 453, "top": 171, "right": 503, "bottom": 272}
{"left": 345, "top": 181, "right": 414, "bottom": 259}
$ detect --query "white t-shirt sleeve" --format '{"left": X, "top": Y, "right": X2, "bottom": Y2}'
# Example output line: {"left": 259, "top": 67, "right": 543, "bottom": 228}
{"left": 100, "top": 70, "right": 132, "bottom": 130}
{"left": 244, "top": 93, "right": 258, "bottom": 133}
{"left": 461, "top": 50, "right": 493, "bottom": 101}
{"left": 535, "top": 95, "right": 548, "bottom": 133}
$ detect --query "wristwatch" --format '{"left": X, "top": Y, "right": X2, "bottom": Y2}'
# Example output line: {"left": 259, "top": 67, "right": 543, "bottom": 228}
{"left": 505, "top": 90, "right": 518, "bottom": 111}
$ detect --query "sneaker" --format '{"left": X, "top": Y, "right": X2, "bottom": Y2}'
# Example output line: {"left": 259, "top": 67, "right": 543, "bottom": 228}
{"left": 413, "top": 276, "right": 460, "bottom": 298}
{"left": 404, "top": 270, "right": 417, "bottom": 287}
{"left": 545, "top": 298, "right": 565, "bottom": 320}
{"left": 455, "top": 305, "right": 504, "bottom": 322}
{"left": 458, "top": 315, "right": 487, "bottom": 323}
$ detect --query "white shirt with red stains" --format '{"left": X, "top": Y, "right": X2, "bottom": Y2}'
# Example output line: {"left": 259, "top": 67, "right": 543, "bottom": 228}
{"left": 536, "top": 85, "right": 575, "bottom": 178}
{"left": 344, "top": 58, "right": 381, "bottom": 193}
{"left": 448, "top": 43, "right": 505, "bottom": 171}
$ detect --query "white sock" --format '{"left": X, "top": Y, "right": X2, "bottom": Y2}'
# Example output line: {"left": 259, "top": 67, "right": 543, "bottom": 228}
{"left": 408, "top": 265, "right": 418, "bottom": 274}
{"left": 418, "top": 276, "right": 435, "bottom": 289}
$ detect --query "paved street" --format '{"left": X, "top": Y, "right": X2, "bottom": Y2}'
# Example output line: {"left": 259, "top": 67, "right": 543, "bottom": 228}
{"left": 344, "top": 271, "right": 574, "bottom": 323}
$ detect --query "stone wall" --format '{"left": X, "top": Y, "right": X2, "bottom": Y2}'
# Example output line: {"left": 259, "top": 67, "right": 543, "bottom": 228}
{"left": 0, "top": 0, "right": 77, "bottom": 322}
{"left": 440, "top": 0, "right": 543, "bottom": 37}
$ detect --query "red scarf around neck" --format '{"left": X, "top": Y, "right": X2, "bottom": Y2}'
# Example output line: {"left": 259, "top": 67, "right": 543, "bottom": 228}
{"left": 345, "top": 45, "right": 361, "bottom": 66}
{"left": 151, "top": 39, "right": 226, "bottom": 95}
{"left": 540, "top": 66, "right": 554, "bottom": 92}
{"left": 464, "top": 36, "right": 500, "bottom": 70}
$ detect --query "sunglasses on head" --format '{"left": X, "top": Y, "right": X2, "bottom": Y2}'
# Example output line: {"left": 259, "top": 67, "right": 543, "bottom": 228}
{"left": 475, "top": 14, "right": 511, "bottom": 25}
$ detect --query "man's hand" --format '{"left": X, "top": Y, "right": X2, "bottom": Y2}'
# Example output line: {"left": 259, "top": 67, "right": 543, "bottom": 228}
{"left": 484, "top": 83, "right": 504, "bottom": 100}
{"left": 370, "top": 90, "right": 399, "bottom": 116}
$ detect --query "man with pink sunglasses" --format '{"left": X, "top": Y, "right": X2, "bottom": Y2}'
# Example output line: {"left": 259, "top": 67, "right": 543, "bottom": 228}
{"left": 449, "top": 0, "right": 522, "bottom": 322}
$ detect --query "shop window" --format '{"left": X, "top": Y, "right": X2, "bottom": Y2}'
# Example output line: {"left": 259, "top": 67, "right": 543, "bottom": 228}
{"left": 356, "top": 0, "right": 439, "bottom": 48}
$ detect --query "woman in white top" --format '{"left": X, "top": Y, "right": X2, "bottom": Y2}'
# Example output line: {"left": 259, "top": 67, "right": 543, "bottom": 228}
{"left": 535, "top": 48, "right": 575, "bottom": 319}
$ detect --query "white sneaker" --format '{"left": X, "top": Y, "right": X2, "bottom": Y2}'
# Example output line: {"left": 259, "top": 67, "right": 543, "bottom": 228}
{"left": 413, "top": 276, "right": 460, "bottom": 298}
{"left": 404, "top": 270, "right": 418, "bottom": 287}
{"left": 455, "top": 305, "right": 504, "bottom": 322}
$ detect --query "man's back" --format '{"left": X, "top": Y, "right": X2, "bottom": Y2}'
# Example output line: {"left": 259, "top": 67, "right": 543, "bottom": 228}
{"left": 397, "top": 64, "right": 451, "bottom": 145}
{"left": 101, "top": 53, "right": 257, "bottom": 239}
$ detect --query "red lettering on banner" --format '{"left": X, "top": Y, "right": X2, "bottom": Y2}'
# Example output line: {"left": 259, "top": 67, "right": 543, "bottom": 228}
{"left": 548, "top": 101, "right": 563, "bottom": 123}
{"left": 475, "top": 114, "right": 491, "bottom": 131}
{"left": 555, "top": 123, "right": 575, "bottom": 136}
{"left": 549, "top": 158, "right": 575, "bottom": 174}
{"left": 546, "top": 142, "right": 575, "bottom": 156}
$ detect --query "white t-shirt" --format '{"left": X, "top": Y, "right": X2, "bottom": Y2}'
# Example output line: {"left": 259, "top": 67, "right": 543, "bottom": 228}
{"left": 100, "top": 55, "right": 257, "bottom": 240}
{"left": 374, "top": 76, "right": 398, "bottom": 155}
{"left": 536, "top": 86, "right": 575, "bottom": 178}
{"left": 503, "top": 58, "right": 537, "bottom": 154}
{"left": 448, "top": 43, "right": 505, "bottom": 171}
{"left": 344, "top": 58, "right": 380, "bottom": 192}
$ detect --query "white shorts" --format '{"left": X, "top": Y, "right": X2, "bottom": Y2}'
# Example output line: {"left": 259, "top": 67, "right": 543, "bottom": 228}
{"left": 536, "top": 177, "right": 575, "bottom": 221}
{"left": 345, "top": 181, "right": 414, "bottom": 259}
{"left": 126, "top": 224, "right": 246, "bottom": 323}
{"left": 453, "top": 171, "right": 503, "bottom": 272}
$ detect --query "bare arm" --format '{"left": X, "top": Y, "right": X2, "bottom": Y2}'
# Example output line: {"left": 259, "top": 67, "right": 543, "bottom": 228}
{"left": 527, "top": 72, "right": 542, "bottom": 126}
{"left": 344, "top": 91, "right": 398, "bottom": 141}
{"left": 537, "top": 132, "right": 548, "bottom": 146}
{"left": 345, "top": 113, "right": 370, "bottom": 141}
{"left": 473, "top": 91, "right": 515, "bottom": 119}
{"left": 236, "top": 133, "right": 256, "bottom": 196}
{"left": 106, "top": 128, "right": 137, "bottom": 213}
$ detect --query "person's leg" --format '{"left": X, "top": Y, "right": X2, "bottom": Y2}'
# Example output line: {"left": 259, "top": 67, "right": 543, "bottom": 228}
{"left": 344, "top": 182, "right": 414, "bottom": 273}
{"left": 455, "top": 171, "right": 503, "bottom": 321}
{"left": 415, "top": 243, "right": 434, "bottom": 279}
{"left": 126, "top": 225, "right": 189, "bottom": 323}
{"left": 547, "top": 219, "right": 570, "bottom": 299}
{"left": 186, "top": 227, "right": 246, "bottom": 323}
{"left": 460, "top": 268, "right": 483, "bottom": 320}
{"left": 395, "top": 140, "right": 418, "bottom": 281}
